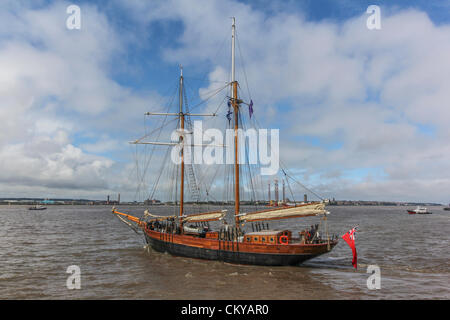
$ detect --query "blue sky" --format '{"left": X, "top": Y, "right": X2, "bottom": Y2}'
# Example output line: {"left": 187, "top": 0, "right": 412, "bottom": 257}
{"left": 59, "top": 0, "right": 450, "bottom": 96}
{"left": 0, "top": 0, "right": 449, "bottom": 203}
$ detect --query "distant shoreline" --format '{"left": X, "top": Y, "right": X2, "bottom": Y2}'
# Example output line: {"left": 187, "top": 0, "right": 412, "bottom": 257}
{"left": 0, "top": 198, "right": 444, "bottom": 206}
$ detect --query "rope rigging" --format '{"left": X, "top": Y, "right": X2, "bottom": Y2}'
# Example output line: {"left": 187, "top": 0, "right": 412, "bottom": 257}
{"left": 130, "top": 37, "right": 326, "bottom": 211}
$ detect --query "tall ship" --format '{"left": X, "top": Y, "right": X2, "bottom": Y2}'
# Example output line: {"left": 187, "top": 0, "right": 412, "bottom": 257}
{"left": 112, "top": 19, "right": 338, "bottom": 266}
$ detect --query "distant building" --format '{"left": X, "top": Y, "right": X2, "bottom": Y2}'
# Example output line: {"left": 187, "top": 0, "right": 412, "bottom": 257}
{"left": 144, "top": 199, "right": 161, "bottom": 205}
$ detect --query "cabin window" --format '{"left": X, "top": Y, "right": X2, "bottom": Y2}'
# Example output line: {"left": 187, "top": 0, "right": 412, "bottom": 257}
{"left": 270, "top": 237, "right": 274, "bottom": 242}
{"left": 246, "top": 237, "right": 251, "bottom": 242}
{"left": 254, "top": 237, "right": 258, "bottom": 242}
{"left": 262, "top": 237, "right": 266, "bottom": 242}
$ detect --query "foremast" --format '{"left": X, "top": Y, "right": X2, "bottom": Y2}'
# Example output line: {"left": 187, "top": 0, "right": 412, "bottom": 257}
{"left": 128, "top": 18, "right": 243, "bottom": 232}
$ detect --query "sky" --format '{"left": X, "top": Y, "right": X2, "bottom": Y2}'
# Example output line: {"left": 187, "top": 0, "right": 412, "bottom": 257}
{"left": 1, "top": 0, "right": 450, "bottom": 203}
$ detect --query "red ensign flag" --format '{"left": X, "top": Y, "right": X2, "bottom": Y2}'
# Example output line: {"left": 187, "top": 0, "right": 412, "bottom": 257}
{"left": 342, "top": 227, "right": 357, "bottom": 269}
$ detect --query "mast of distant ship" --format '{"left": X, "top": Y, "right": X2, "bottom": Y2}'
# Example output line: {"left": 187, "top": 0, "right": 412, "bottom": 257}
{"left": 231, "top": 17, "right": 240, "bottom": 228}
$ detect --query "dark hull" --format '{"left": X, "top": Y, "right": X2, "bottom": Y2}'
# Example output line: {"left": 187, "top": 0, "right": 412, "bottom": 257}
{"left": 144, "top": 232, "right": 336, "bottom": 266}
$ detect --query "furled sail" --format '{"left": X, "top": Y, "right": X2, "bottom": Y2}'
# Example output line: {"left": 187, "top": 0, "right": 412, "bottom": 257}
{"left": 182, "top": 210, "right": 227, "bottom": 223}
{"left": 142, "top": 210, "right": 226, "bottom": 222}
{"left": 144, "top": 210, "right": 176, "bottom": 221}
{"left": 238, "top": 202, "right": 328, "bottom": 222}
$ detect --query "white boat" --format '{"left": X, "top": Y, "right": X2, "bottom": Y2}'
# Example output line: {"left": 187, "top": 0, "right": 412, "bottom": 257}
{"left": 407, "top": 206, "right": 431, "bottom": 214}
{"left": 29, "top": 204, "right": 47, "bottom": 211}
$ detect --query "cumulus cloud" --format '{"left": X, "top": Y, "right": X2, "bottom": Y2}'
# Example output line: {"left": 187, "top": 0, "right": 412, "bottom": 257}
{"left": 115, "top": 0, "right": 450, "bottom": 203}
{"left": 0, "top": 133, "right": 112, "bottom": 189}
{"left": 1, "top": 0, "right": 449, "bottom": 203}
{"left": 0, "top": 1, "right": 151, "bottom": 199}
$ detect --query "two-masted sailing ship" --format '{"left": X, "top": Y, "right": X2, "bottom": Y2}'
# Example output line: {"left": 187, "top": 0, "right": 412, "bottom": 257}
{"left": 112, "top": 19, "right": 338, "bottom": 266}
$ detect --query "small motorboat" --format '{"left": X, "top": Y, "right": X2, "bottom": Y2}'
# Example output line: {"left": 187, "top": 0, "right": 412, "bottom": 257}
{"left": 29, "top": 205, "right": 47, "bottom": 211}
{"left": 407, "top": 206, "right": 431, "bottom": 214}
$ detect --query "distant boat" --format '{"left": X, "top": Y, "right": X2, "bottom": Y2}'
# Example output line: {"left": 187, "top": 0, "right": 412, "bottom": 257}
{"left": 29, "top": 204, "right": 47, "bottom": 211}
{"left": 407, "top": 206, "right": 431, "bottom": 214}
{"left": 444, "top": 204, "right": 450, "bottom": 211}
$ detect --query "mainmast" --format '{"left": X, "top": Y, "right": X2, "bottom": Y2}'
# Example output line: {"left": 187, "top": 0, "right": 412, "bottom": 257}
{"left": 179, "top": 65, "right": 185, "bottom": 226}
{"left": 231, "top": 17, "right": 240, "bottom": 227}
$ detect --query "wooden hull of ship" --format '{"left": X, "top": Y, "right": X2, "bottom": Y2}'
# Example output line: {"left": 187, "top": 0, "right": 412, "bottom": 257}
{"left": 143, "top": 229, "right": 337, "bottom": 266}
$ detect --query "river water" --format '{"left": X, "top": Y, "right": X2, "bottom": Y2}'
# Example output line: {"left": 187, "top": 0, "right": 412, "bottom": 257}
{"left": 0, "top": 205, "right": 448, "bottom": 300}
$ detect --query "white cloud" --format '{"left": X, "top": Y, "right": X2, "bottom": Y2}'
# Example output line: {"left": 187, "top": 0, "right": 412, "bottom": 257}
{"left": 0, "top": 133, "right": 112, "bottom": 189}
{"left": 118, "top": 0, "right": 450, "bottom": 203}
{"left": 80, "top": 135, "right": 125, "bottom": 154}
{"left": 1, "top": 0, "right": 449, "bottom": 203}
{"left": 0, "top": 1, "right": 150, "bottom": 199}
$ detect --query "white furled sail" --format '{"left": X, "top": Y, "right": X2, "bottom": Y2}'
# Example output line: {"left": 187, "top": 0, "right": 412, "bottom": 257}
{"left": 239, "top": 202, "right": 328, "bottom": 222}
{"left": 144, "top": 210, "right": 176, "bottom": 221}
{"left": 182, "top": 210, "right": 227, "bottom": 223}
{"left": 143, "top": 210, "right": 226, "bottom": 222}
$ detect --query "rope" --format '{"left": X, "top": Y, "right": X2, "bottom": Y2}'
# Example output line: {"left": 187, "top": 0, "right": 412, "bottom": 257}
{"left": 134, "top": 84, "right": 179, "bottom": 201}
{"left": 249, "top": 109, "right": 326, "bottom": 202}
{"left": 148, "top": 146, "right": 172, "bottom": 201}
{"left": 282, "top": 168, "right": 325, "bottom": 201}
{"left": 114, "top": 214, "right": 142, "bottom": 235}
{"left": 236, "top": 32, "right": 252, "bottom": 102}
{"left": 186, "top": 83, "right": 230, "bottom": 113}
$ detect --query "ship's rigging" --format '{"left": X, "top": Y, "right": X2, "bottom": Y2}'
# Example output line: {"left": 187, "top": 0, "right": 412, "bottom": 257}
{"left": 130, "top": 31, "right": 325, "bottom": 217}
{"left": 112, "top": 18, "right": 338, "bottom": 267}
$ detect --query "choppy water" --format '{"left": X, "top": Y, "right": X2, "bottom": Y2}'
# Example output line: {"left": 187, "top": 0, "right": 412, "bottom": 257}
{"left": 0, "top": 205, "right": 448, "bottom": 299}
